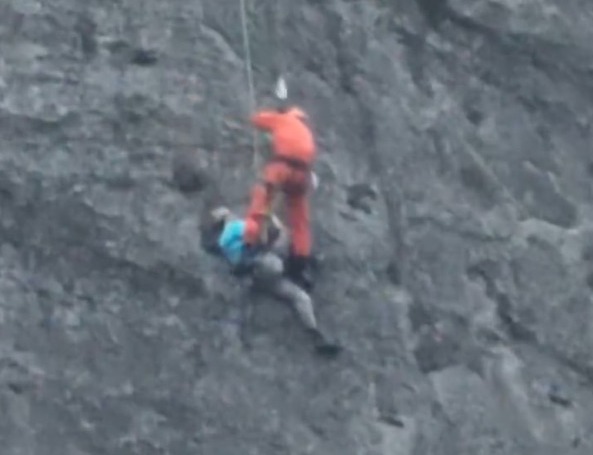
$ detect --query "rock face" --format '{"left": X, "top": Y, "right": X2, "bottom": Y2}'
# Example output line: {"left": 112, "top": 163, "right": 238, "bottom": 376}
{"left": 2, "top": 0, "right": 593, "bottom": 454}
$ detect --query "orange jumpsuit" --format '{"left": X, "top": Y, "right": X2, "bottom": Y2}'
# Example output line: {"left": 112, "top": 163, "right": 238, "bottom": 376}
{"left": 244, "top": 107, "right": 316, "bottom": 258}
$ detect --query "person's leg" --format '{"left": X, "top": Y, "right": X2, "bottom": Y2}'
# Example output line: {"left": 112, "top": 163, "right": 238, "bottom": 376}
{"left": 286, "top": 190, "right": 311, "bottom": 257}
{"left": 268, "top": 275, "right": 341, "bottom": 356}
{"left": 244, "top": 162, "right": 287, "bottom": 245}
{"left": 284, "top": 188, "right": 314, "bottom": 290}
{"left": 250, "top": 251, "right": 315, "bottom": 329}
{"left": 251, "top": 252, "right": 284, "bottom": 285}
{"left": 273, "top": 279, "right": 317, "bottom": 330}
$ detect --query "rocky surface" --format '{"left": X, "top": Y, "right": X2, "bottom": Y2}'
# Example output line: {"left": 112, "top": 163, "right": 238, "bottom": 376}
{"left": 1, "top": 0, "right": 593, "bottom": 454}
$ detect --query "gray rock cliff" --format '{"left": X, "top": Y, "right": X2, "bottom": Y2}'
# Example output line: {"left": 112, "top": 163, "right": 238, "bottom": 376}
{"left": 1, "top": 0, "right": 593, "bottom": 454}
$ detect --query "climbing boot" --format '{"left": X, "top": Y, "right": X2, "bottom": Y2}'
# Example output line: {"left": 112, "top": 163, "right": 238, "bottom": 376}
{"left": 307, "top": 328, "right": 342, "bottom": 358}
{"left": 285, "top": 255, "right": 314, "bottom": 291}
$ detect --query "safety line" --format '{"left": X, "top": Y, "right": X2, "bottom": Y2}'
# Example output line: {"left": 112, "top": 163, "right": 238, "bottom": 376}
{"left": 239, "top": 0, "right": 260, "bottom": 170}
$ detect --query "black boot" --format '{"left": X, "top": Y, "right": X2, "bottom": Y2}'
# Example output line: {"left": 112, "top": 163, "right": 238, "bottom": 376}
{"left": 285, "top": 255, "right": 314, "bottom": 291}
{"left": 307, "top": 328, "right": 342, "bottom": 357}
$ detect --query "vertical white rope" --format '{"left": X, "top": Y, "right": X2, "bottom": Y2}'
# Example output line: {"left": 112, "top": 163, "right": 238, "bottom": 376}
{"left": 239, "top": 0, "right": 260, "bottom": 170}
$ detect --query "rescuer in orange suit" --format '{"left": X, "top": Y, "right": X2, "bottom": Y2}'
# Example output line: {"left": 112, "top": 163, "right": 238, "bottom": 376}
{"left": 243, "top": 103, "right": 317, "bottom": 290}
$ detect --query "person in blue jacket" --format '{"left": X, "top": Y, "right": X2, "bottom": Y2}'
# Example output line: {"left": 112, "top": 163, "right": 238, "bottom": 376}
{"left": 201, "top": 206, "right": 341, "bottom": 357}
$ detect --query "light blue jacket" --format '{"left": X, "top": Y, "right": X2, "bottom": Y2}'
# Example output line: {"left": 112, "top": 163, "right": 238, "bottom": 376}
{"left": 218, "top": 219, "right": 256, "bottom": 267}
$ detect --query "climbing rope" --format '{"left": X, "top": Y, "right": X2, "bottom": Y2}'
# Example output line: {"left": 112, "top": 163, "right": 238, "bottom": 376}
{"left": 272, "top": 0, "right": 287, "bottom": 81}
{"left": 239, "top": 0, "right": 260, "bottom": 170}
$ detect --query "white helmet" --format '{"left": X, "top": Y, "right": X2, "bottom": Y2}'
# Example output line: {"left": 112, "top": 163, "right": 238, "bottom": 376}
{"left": 210, "top": 206, "right": 231, "bottom": 222}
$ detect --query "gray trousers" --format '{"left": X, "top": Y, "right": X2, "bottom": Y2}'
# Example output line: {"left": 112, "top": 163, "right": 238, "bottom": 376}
{"left": 249, "top": 252, "right": 317, "bottom": 330}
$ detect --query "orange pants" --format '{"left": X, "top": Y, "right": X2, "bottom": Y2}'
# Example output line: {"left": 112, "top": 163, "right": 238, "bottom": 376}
{"left": 244, "top": 159, "right": 311, "bottom": 257}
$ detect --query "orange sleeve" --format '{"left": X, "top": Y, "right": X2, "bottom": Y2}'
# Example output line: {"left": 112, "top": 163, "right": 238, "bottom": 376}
{"left": 250, "top": 110, "right": 281, "bottom": 131}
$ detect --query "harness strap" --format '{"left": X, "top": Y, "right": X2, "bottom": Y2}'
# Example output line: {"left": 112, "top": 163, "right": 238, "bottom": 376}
{"left": 271, "top": 155, "right": 311, "bottom": 171}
